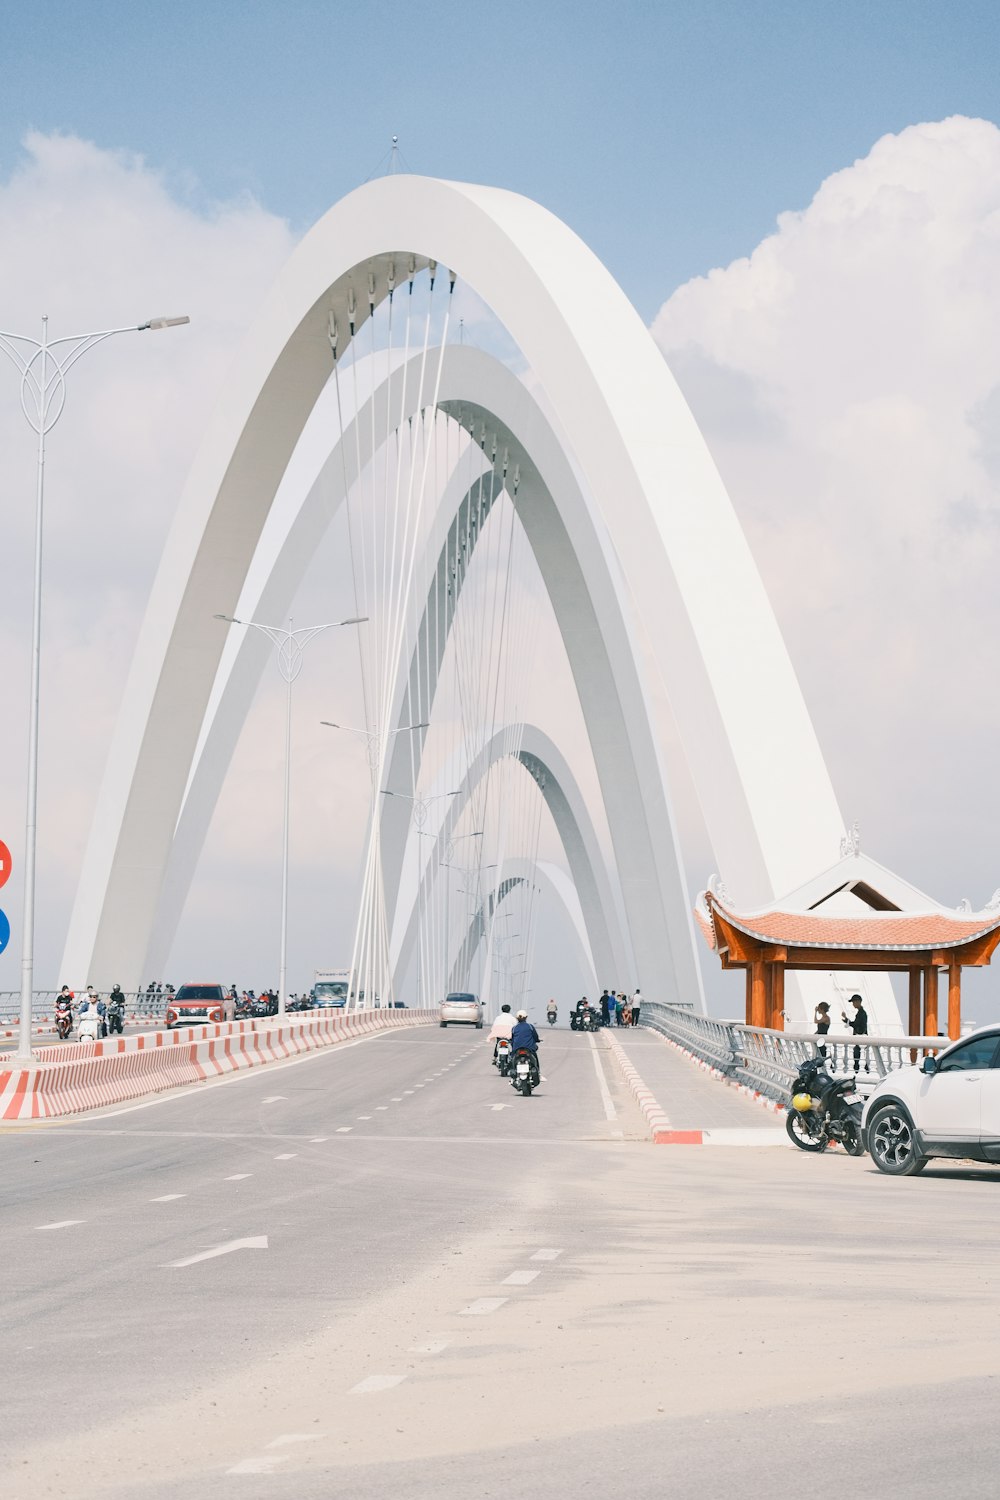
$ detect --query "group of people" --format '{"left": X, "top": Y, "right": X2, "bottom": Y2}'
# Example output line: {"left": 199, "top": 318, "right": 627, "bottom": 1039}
{"left": 815, "top": 993, "right": 869, "bottom": 1071}
{"left": 488, "top": 1003, "right": 541, "bottom": 1082}
{"left": 55, "top": 983, "right": 126, "bottom": 1034}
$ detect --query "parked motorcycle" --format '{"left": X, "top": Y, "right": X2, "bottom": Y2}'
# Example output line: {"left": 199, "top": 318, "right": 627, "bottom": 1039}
{"left": 511, "top": 1047, "right": 538, "bottom": 1096}
{"left": 570, "top": 1005, "right": 601, "bottom": 1033}
{"left": 55, "top": 1002, "right": 73, "bottom": 1041}
{"left": 786, "top": 1055, "right": 865, "bottom": 1155}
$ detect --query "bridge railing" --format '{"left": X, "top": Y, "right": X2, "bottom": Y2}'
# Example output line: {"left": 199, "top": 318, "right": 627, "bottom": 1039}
{"left": 641, "top": 1000, "right": 943, "bottom": 1105}
{"left": 0, "top": 991, "right": 158, "bottom": 1024}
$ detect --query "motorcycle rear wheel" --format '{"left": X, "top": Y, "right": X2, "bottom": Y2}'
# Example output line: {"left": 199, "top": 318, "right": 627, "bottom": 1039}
{"left": 785, "top": 1110, "right": 827, "bottom": 1152}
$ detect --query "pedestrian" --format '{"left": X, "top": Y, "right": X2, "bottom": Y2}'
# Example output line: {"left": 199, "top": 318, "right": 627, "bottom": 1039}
{"left": 615, "top": 992, "right": 625, "bottom": 1026}
{"left": 600, "top": 989, "right": 611, "bottom": 1027}
{"left": 814, "top": 1001, "right": 831, "bottom": 1058}
{"left": 842, "top": 994, "right": 869, "bottom": 1072}
{"left": 631, "top": 988, "right": 642, "bottom": 1026}
{"left": 621, "top": 997, "right": 633, "bottom": 1026}
{"left": 223, "top": 987, "right": 236, "bottom": 1023}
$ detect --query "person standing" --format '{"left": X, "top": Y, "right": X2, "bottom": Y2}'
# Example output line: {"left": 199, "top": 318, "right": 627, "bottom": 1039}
{"left": 615, "top": 992, "right": 625, "bottom": 1026}
{"left": 631, "top": 988, "right": 642, "bottom": 1026}
{"left": 814, "top": 1001, "right": 831, "bottom": 1058}
{"left": 600, "top": 989, "right": 611, "bottom": 1027}
{"left": 843, "top": 994, "right": 869, "bottom": 1073}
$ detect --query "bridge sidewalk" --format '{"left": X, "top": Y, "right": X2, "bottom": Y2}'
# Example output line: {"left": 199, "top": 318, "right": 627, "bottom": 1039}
{"left": 609, "top": 1026, "right": 788, "bottom": 1144}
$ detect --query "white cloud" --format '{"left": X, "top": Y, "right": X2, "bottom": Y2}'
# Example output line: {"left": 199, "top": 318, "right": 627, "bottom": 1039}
{"left": 0, "top": 133, "right": 296, "bottom": 986}
{"left": 652, "top": 116, "right": 1000, "bottom": 962}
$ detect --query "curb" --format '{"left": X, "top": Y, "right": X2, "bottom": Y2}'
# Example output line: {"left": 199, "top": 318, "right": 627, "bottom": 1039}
{"left": 644, "top": 1028, "right": 786, "bottom": 1118}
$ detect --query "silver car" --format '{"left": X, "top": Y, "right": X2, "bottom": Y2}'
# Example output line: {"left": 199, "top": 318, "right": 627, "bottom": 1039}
{"left": 439, "top": 991, "right": 483, "bottom": 1028}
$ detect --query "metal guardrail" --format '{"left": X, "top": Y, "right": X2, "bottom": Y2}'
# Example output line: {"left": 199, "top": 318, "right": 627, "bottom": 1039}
{"left": 642, "top": 1000, "right": 943, "bottom": 1105}
{"left": 0, "top": 990, "right": 157, "bottom": 1023}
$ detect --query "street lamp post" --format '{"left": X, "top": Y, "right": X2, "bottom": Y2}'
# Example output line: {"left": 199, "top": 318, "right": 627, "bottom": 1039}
{"left": 0, "top": 312, "right": 189, "bottom": 1061}
{"left": 216, "top": 614, "right": 366, "bottom": 1016}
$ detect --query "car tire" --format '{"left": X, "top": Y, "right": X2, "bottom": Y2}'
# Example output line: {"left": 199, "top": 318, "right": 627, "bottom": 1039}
{"left": 868, "top": 1104, "right": 928, "bottom": 1176}
{"left": 476, "top": 1022, "right": 483, "bottom": 1029}
{"left": 440, "top": 1021, "right": 447, "bottom": 1028}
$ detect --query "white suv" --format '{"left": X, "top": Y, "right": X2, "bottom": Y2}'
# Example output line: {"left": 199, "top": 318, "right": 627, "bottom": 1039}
{"left": 862, "top": 1026, "right": 1000, "bottom": 1176}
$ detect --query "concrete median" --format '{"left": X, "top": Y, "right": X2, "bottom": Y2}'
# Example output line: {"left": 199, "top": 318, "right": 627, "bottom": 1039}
{"left": 0, "top": 1009, "right": 433, "bottom": 1121}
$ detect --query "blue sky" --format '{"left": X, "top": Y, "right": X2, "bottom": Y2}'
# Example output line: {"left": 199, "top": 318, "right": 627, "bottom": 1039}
{"left": 2, "top": 0, "right": 999, "bottom": 316}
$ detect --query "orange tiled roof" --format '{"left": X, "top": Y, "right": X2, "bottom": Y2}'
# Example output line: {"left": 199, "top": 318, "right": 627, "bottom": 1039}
{"left": 705, "top": 897, "right": 1000, "bottom": 952}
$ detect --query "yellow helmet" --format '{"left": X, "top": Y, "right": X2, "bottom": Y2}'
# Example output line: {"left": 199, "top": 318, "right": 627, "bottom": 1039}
{"left": 791, "top": 1093, "right": 814, "bottom": 1113}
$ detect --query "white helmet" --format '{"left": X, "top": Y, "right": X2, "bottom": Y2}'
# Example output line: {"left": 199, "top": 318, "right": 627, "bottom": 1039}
{"left": 516, "top": 1009, "right": 528, "bottom": 1020}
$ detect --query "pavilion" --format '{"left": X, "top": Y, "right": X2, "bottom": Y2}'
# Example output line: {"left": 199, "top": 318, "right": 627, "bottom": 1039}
{"left": 694, "top": 849, "right": 1000, "bottom": 1038}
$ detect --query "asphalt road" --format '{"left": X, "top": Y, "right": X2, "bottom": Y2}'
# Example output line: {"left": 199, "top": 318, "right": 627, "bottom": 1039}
{"left": 3, "top": 1023, "right": 1000, "bottom": 1499}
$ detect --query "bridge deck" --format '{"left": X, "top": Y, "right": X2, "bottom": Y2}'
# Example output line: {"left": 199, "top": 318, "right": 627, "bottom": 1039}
{"left": 613, "top": 1025, "right": 785, "bottom": 1136}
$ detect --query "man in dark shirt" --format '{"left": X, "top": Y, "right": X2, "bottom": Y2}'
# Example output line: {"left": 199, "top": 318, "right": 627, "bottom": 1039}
{"left": 511, "top": 1011, "right": 541, "bottom": 1084}
{"left": 843, "top": 994, "right": 869, "bottom": 1072}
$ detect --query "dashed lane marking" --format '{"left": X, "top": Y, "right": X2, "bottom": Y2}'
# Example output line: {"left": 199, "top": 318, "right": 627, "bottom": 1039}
{"left": 261, "top": 1096, "right": 287, "bottom": 1105}
{"left": 407, "top": 1339, "right": 449, "bottom": 1355}
{"left": 349, "top": 1374, "right": 408, "bottom": 1394}
{"left": 357, "top": 1115, "right": 372, "bottom": 1120}
{"left": 391, "top": 1096, "right": 403, "bottom": 1102}
{"left": 503, "top": 1268, "right": 541, "bottom": 1286}
{"left": 459, "top": 1297, "right": 508, "bottom": 1316}
{"left": 403, "top": 1089, "right": 415, "bottom": 1094}
{"left": 227, "top": 1455, "right": 288, "bottom": 1475}
{"left": 309, "top": 1137, "right": 329, "bottom": 1143}
{"left": 36, "top": 1220, "right": 85, "bottom": 1230}
{"left": 274, "top": 1153, "right": 297, "bottom": 1160}
{"left": 336, "top": 1127, "right": 352, "bottom": 1133}
{"left": 225, "top": 1174, "right": 251, "bottom": 1181}
{"left": 375, "top": 1106, "right": 389, "bottom": 1111}
{"left": 531, "top": 1248, "right": 563, "bottom": 1261}
{"left": 150, "top": 1194, "right": 187, "bottom": 1202}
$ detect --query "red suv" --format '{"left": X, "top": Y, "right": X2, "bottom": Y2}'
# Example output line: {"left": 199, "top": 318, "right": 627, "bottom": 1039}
{"left": 165, "top": 983, "right": 227, "bottom": 1029}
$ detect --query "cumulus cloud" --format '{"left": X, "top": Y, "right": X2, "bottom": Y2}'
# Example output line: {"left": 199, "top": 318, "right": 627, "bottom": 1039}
{"left": 0, "top": 133, "right": 296, "bottom": 984}
{"left": 653, "top": 117, "right": 1000, "bottom": 941}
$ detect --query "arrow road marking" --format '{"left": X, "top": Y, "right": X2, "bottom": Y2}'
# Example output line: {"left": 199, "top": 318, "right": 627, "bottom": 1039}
{"left": 36, "top": 1220, "right": 85, "bottom": 1230}
{"left": 485, "top": 1103, "right": 513, "bottom": 1112}
{"left": 262, "top": 1096, "right": 287, "bottom": 1104}
{"left": 164, "top": 1236, "right": 268, "bottom": 1268}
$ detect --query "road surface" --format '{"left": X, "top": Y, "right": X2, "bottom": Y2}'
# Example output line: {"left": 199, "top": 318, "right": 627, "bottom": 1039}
{"left": 2, "top": 1023, "right": 999, "bottom": 1499}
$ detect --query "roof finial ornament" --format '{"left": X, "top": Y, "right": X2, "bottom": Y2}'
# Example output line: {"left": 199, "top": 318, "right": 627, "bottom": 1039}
{"left": 956, "top": 897, "right": 972, "bottom": 913}
{"left": 839, "top": 821, "right": 861, "bottom": 859}
{"left": 707, "top": 872, "right": 732, "bottom": 905}
{"left": 986, "top": 889, "right": 1000, "bottom": 912}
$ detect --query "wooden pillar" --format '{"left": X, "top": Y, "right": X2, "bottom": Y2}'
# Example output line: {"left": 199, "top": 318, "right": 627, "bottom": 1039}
{"left": 948, "top": 961, "right": 962, "bottom": 1041}
{"left": 923, "top": 965, "right": 939, "bottom": 1037}
{"left": 908, "top": 969, "right": 921, "bottom": 1036}
{"left": 751, "top": 960, "right": 767, "bottom": 1028}
{"left": 745, "top": 968, "right": 753, "bottom": 1025}
{"left": 769, "top": 964, "right": 785, "bottom": 1031}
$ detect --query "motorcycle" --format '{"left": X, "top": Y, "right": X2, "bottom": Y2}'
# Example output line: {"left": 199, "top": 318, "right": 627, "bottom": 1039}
{"left": 494, "top": 1037, "right": 513, "bottom": 1076}
{"left": 77, "top": 1007, "right": 102, "bottom": 1044}
{"left": 107, "top": 1000, "right": 125, "bottom": 1036}
{"left": 786, "top": 1055, "right": 865, "bottom": 1155}
{"left": 570, "top": 1005, "right": 601, "bottom": 1033}
{"left": 511, "top": 1047, "right": 538, "bottom": 1097}
{"left": 546, "top": 1008, "right": 557, "bottom": 1027}
{"left": 55, "top": 1002, "right": 73, "bottom": 1041}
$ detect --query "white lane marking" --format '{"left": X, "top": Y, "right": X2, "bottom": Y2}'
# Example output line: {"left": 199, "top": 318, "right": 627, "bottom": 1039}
{"left": 274, "top": 1152, "right": 297, "bottom": 1160}
{"left": 36, "top": 1220, "right": 85, "bottom": 1230}
{"left": 459, "top": 1297, "right": 508, "bottom": 1316}
{"left": 503, "top": 1268, "right": 541, "bottom": 1286}
{"left": 375, "top": 1106, "right": 388, "bottom": 1111}
{"left": 261, "top": 1096, "right": 287, "bottom": 1104}
{"left": 164, "top": 1236, "right": 268, "bottom": 1268}
{"left": 150, "top": 1194, "right": 187, "bottom": 1202}
{"left": 309, "top": 1137, "right": 329, "bottom": 1143}
{"left": 700, "top": 1127, "right": 790, "bottom": 1147}
{"left": 407, "top": 1339, "right": 449, "bottom": 1355}
{"left": 485, "top": 1103, "right": 512, "bottom": 1112}
{"left": 349, "top": 1374, "right": 407, "bottom": 1394}
{"left": 587, "top": 1034, "right": 617, "bottom": 1121}
{"left": 391, "top": 1096, "right": 403, "bottom": 1102}
{"left": 225, "top": 1174, "right": 251, "bottom": 1181}
{"left": 266, "top": 1434, "right": 322, "bottom": 1449}
{"left": 531, "top": 1248, "right": 563, "bottom": 1261}
{"left": 403, "top": 1089, "right": 415, "bottom": 1095}
{"left": 336, "top": 1127, "right": 352, "bottom": 1133}
{"left": 413, "top": 1084, "right": 424, "bottom": 1089}
{"left": 227, "top": 1455, "right": 288, "bottom": 1475}
{"left": 357, "top": 1115, "right": 372, "bottom": 1120}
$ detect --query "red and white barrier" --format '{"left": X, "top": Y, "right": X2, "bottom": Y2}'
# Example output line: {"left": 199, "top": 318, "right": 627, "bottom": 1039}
{"left": 0, "top": 1010, "right": 433, "bottom": 1121}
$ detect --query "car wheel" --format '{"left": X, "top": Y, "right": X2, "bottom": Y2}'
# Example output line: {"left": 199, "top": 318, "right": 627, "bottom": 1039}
{"left": 868, "top": 1105, "right": 927, "bottom": 1176}
{"left": 476, "top": 1022, "right": 483, "bottom": 1029}
{"left": 440, "top": 1021, "right": 447, "bottom": 1028}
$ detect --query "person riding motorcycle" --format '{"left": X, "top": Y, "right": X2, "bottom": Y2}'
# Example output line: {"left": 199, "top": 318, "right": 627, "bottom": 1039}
{"left": 489, "top": 1003, "right": 516, "bottom": 1062}
{"left": 546, "top": 998, "right": 557, "bottom": 1020}
{"left": 510, "top": 1010, "right": 541, "bottom": 1084}
{"left": 55, "top": 986, "right": 74, "bottom": 1038}
{"left": 107, "top": 985, "right": 126, "bottom": 1033}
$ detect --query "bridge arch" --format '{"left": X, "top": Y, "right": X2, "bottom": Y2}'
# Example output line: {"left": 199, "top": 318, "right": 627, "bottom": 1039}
{"left": 62, "top": 173, "right": 852, "bottom": 1025}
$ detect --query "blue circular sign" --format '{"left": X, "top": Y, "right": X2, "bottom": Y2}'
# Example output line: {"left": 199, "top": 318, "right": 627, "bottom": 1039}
{"left": 0, "top": 908, "right": 9, "bottom": 955}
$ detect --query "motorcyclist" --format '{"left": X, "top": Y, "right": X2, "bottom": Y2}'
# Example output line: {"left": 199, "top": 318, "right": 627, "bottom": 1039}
{"left": 55, "top": 986, "right": 74, "bottom": 1037}
{"left": 511, "top": 1009, "right": 541, "bottom": 1084}
{"left": 107, "top": 985, "right": 126, "bottom": 1032}
{"left": 488, "top": 1003, "right": 516, "bottom": 1062}
{"left": 546, "top": 998, "right": 557, "bottom": 1019}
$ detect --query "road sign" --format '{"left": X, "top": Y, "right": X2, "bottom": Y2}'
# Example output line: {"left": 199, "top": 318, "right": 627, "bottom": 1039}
{"left": 0, "top": 840, "right": 10, "bottom": 890}
{"left": 0, "top": 909, "right": 9, "bottom": 956}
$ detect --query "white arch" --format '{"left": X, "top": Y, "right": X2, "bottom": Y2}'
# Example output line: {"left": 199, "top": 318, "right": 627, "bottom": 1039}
{"left": 62, "top": 173, "right": 870, "bottom": 1025}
